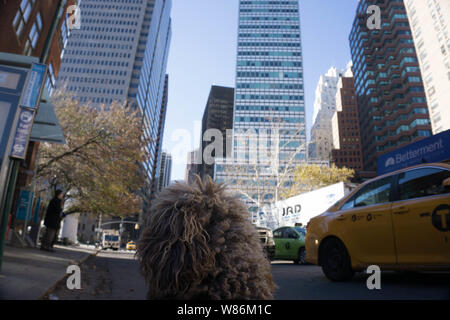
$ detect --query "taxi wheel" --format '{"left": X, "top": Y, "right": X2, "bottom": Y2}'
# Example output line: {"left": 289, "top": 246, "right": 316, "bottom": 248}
{"left": 293, "top": 247, "right": 306, "bottom": 265}
{"left": 321, "top": 238, "right": 354, "bottom": 281}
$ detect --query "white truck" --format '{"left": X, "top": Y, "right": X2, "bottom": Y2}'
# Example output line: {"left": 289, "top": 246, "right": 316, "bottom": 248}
{"left": 258, "top": 182, "right": 356, "bottom": 230}
{"left": 101, "top": 229, "right": 120, "bottom": 251}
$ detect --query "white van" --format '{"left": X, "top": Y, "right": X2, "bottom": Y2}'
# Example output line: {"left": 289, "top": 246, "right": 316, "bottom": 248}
{"left": 101, "top": 229, "right": 120, "bottom": 251}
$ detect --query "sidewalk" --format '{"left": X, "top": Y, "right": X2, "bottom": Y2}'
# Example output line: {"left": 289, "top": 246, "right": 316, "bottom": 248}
{"left": 0, "top": 244, "right": 99, "bottom": 300}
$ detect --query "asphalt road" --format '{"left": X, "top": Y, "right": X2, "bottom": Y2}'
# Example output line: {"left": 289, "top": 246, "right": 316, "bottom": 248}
{"left": 47, "top": 250, "right": 147, "bottom": 300}
{"left": 272, "top": 261, "right": 450, "bottom": 300}
{"left": 47, "top": 252, "right": 450, "bottom": 300}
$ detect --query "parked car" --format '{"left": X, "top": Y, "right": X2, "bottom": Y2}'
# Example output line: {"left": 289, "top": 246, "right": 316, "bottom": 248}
{"left": 306, "top": 163, "right": 450, "bottom": 281}
{"left": 126, "top": 241, "right": 136, "bottom": 251}
{"left": 257, "top": 227, "right": 275, "bottom": 260}
{"left": 272, "top": 226, "right": 306, "bottom": 264}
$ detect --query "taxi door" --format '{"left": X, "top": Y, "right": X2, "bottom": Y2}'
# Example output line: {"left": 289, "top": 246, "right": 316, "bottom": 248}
{"left": 391, "top": 167, "right": 450, "bottom": 265}
{"left": 336, "top": 176, "right": 397, "bottom": 265}
{"left": 283, "top": 228, "right": 300, "bottom": 259}
{"left": 273, "top": 228, "right": 287, "bottom": 259}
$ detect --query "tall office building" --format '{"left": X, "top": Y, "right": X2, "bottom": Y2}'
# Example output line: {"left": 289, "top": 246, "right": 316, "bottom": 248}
{"left": 404, "top": 0, "right": 450, "bottom": 134}
{"left": 349, "top": 0, "right": 432, "bottom": 172}
{"left": 185, "top": 149, "right": 201, "bottom": 185}
{"left": 233, "top": 0, "right": 306, "bottom": 164}
{"left": 56, "top": 0, "right": 172, "bottom": 215}
{"left": 200, "top": 85, "right": 234, "bottom": 180}
{"left": 331, "top": 69, "right": 364, "bottom": 178}
{"left": 216, "top": 0, "right": 306, "bottom": 218}
{"left": 157, "top": 151, "right": 172, "bottom": 192}
{"left": 148, "top": 74, "right": 169, "bottom": 200}
{"left": 309, "top": 66, "right": 345, "bottom": 161}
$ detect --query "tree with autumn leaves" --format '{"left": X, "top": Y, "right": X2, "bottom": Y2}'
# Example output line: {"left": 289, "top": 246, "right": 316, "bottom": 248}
{"left": 282, "top": 164, "right": 354, "bottom": 199}
{"left": 36, "top": 91, "right": 148, "bottom": 218}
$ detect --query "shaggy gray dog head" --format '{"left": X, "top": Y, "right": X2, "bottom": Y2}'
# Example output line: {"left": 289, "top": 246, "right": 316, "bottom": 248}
{"left": 137, "top": 177, "right": 276, "bottom": 300}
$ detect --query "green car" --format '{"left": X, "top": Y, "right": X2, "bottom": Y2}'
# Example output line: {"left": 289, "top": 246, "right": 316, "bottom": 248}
{"left": 272, "top": 226, "right": 306, "bottom": 264}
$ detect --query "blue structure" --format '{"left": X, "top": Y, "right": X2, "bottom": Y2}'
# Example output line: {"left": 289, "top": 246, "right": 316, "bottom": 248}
{"left": 378, "top": 129, "right": 450, "bottom": 175}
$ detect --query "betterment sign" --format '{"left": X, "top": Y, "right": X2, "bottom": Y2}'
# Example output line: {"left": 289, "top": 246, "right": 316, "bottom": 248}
{"left": 378, "top": 129, "right": 450, "bottom": 175}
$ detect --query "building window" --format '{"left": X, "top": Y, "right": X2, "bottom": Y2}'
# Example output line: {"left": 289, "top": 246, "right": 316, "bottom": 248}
{"left": 23, "top": 12, "right": 42, "bottom": 56}
{"left": 12, "top": 0, "right": 36, "bottom": 39}
{"left": 46, "top": 62, "right": 56, "bottom": 96}
{"left": 59, "top": 13, "right": 71, "bottom": 58}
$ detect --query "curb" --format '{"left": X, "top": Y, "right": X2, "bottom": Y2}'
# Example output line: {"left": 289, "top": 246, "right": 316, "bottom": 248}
{"left": 39, "top": 248, "right": 101, "bottom": 300}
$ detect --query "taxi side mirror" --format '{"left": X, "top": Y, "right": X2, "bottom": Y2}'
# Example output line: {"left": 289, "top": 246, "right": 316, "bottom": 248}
{"left": 443, "top": 177, "right": 450, "bottom": 188}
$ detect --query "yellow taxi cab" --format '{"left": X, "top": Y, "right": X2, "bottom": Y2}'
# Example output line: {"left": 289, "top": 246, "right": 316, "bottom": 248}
{"left": 126, "top": 241, "right": 136, "bottom": 251}
{"left": 305, "top": 163, "right": 450, "bottom": 281}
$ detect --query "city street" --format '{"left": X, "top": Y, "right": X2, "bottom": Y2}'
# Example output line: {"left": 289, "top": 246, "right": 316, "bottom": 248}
{"left": 45, "top": 250, "right": 147, "bottom": 300}
{"left": 272, "top": 262, "right": 450, "bottom": 300}
{"left": 45, "top": 252, "right": 450, "bottom": 300}
{"left": 1, "top": 0, "right": 450, "bottom": 306}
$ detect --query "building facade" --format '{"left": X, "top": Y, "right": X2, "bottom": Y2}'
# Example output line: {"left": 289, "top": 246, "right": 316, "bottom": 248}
{"left": 0, "top": 0, "right": 75, "bottom": 187}
{"left": 56, "top": 0, "right": 172, "bottom": 216}
{"left": 349, "top": 0, "right": 432, "bottom": 172}
{"left": 233, "top": 0, "right": 306, "bottom": 164}
{"left": 331, "top": 72, "right": 364, "bottom": 177}
{"left": 150, "top": 74, "right": 169, "bottom": 197}
{"left": 0, "top": 0, "right": 74, "bottom": 90}
{"left": 0, "top": 0, "right": 75, "bottom": 249}
{"left": 309, "top": 66, "right": 345, "bottom": 161}
{"left": 215, "top": 0, "right": 307, "bottom": 220}
{"left": 185, "top": 149, "right": 201, "bottom": 185}
{"left": 404, "top": 0, "right": 450, "bottom": 134}
{"left": 200, "top": 85, "right": 234, "bottom": 180}
{"left": 157, "top": 151, "right": 172, "bottom": 192}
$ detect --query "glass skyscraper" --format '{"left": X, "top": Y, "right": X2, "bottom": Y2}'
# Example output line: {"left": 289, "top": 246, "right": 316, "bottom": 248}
{"left": 349, "top": 0, "right": 432, "bottom": 172}
{"left": 216, "top": 0, "right": 306, "bottom": 221}
{"left": 234, "top": 0, "right": 306, "bottom": 164}
{"left": 56, "top": 0, "right": 172, "bottom": 215}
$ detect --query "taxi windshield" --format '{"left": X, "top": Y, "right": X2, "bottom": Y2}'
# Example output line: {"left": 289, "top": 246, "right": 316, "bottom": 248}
{"left": 295, "top": 227, "right": 306, "bottom": 236}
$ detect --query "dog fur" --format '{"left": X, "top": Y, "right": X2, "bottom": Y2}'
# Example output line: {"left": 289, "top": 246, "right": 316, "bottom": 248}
{"left": 137, "top": 177, "right": 276, "bottom": 300}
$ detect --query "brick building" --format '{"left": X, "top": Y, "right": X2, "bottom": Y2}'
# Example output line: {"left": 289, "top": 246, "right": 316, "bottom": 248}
{"left": 0, "top": 0, "right": 75, "bottom": 239}
{"left": 349, "top": 0, "right": 432, "bottom": 172}
{"left": 331, "top": 74, "right": 365, "bottom": 180}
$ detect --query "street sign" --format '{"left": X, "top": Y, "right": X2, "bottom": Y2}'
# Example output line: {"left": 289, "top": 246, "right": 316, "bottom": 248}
{"left": 378, "top": 129, "right": 450, "bottom": 175}
{"left": 19, "top": 63, "right": 47, "bottom": 109}
{"left": 10, "top": 107, "right": 35, "bottom": 159}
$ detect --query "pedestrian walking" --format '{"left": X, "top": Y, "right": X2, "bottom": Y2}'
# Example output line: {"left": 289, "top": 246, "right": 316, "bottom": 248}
{"left": 41, "top": 190, "right": 63, "bottom": 252}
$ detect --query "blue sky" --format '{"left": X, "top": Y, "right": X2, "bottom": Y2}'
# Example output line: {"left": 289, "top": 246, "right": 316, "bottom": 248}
{"left": 163, "top": 0, "right": 359, "bottom": 181}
